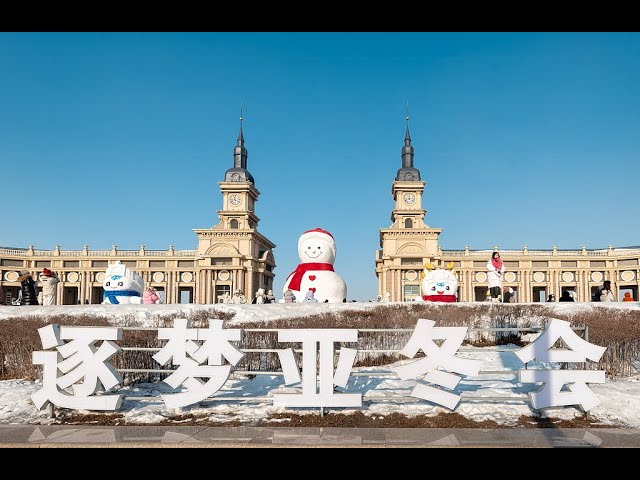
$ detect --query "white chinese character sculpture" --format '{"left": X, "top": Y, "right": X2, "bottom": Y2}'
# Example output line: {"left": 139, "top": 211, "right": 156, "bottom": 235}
{"left": 275, "top": 329, "right": 361, "bottom": 407}
{"left": 153, "top": 318, "right": 244, "bottom": 408}
{"left": 394, "top": 319, "right": 482, "bottom": 410}
{"left": 515, "top": 318, "right": 606, "bottom": 411}
{"left": 31, "top": 324, "right": 124, "bottom": 411}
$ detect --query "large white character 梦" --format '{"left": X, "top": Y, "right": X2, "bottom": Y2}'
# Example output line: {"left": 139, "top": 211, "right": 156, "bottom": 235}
{"left": 102, "top": 261, "right": 145, "bottom": 305}
{"left": 421, "top": 262, "right": 458, "bottom": 303}
{"left": 283, "top": 228, "right": 347, "bottom": 303}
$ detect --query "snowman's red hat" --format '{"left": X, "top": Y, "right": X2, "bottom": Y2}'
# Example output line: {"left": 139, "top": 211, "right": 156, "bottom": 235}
{"left": 303, "top": 228, "right": 334, "bottom": 239}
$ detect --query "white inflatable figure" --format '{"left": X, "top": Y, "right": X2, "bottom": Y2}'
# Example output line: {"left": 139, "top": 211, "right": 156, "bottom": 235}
{"left": 421, "top": 262, "right": 459, "bottom": 303}
{"left": 383, "top": 291, "right": 391, "bottom": 303}
{"left": 283, "top": 228, "right": 347, "bottom": 303}
{"left": 102, "top": 261, "right": 145, "bottom": 305}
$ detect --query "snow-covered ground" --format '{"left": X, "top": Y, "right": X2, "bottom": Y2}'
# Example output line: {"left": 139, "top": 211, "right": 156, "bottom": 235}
{"left": 1, "top": 302, "right": 639, "bottom": 426}
{"left": 2, "top": 346, "right": 639, "bottom": 427}
{"left": 0, "top": 302, "right": 387, "bottom": 326}
{"left": 1, "top": 300, "right": 638, "bottom": 326}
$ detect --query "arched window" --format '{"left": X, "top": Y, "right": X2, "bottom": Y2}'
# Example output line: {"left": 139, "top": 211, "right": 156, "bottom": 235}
{"left": 404, "top": 218, "right": 413, "bottom": 229}
{"left": 230, "top": 219, "right": 239, "bottom": 229}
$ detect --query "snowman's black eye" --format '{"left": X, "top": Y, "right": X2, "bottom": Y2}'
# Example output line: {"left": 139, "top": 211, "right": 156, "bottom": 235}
{"left": 308, "top": 246, "right": 311, "bottom": 249}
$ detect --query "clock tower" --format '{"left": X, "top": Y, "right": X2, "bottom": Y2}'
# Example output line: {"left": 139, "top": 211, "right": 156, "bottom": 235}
{"left": 194, "top": 112, "right": 276, "bottom": 304}
{"left": 375, "top": 117, "right": 442, "bottom": 301}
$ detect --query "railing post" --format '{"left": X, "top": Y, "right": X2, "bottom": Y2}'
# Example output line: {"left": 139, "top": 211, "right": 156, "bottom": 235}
{"left": 584, "top": 325, "right": 589, "bottom": 343}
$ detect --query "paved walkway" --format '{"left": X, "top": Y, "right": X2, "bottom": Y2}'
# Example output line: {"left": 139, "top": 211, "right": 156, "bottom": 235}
{"left": 2, "top": 425, "right": 640, "bottom": 447}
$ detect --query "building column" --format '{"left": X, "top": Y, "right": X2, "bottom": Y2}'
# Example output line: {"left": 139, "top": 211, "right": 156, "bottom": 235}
{"left": 207, "top": 270, "right": 213, "bottom": 304}
{"left": 212, "top": 270, "right": 217, "bottom": 304}
{"left": 392, "top": 269, "right": 397, "bottom": 301}
{"left": 247, "top": 268, "right": 254, "bottom": 300}
{"left": 197, "top": 270, "right": 205, "bottom": 304}
{"left": 57, "top": 281, "right": 63, "bottom": 306}
{"left": 80, "top": 272, "right": 87, "bottom": 304}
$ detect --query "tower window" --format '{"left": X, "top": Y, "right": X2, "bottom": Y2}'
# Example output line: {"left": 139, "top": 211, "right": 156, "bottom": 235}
{"left": 230, "top": 219, "right": 239, "bottom": 229}
{"left": 404, "top": 218, "right": 413, "bottom": 229}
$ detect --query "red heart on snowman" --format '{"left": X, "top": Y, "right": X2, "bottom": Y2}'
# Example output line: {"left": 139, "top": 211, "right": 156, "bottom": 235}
{"left": 310, "top": 288, "right": 316, "bottom": 292}
{"left": 309, "top": 275, "right": 316, "bottom": 281}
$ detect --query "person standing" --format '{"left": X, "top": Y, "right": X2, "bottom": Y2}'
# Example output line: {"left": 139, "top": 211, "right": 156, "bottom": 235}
{"left": 600, "top": 281, "right": 616, "bottom": 302}
{"left": 142, "top": 286, "right": 160, "bottom": 305}
{"left": 486, "top": 251, "right": 505, "bottom": 302}
{"left": 547, "top": 294, "right": 555, "bottom": 302}
{"left": 265, "top": 290, "right": 275, "bottom": 304}
{"left": 304, "top": 288, "right": 318, "bottom": 303}
{"left": 502, "top": 286, "right": 515, "bottom": 303}
{"left": 622, "top": 292, "right": 635, "bottom": 302}
{"left": 39, "top": 268, "right": 60, "bottom": 306}
{"left": 559, "top": 290, "right": 575, "bottom": 302}
{"left": 17, "top": 270, "right": 39, "bottom": 305}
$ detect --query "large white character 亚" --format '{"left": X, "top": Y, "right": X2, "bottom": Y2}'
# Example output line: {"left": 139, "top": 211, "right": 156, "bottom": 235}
{"left": 102, "top": 261, "right": 145, "bottom": 305}
{"left": 282, "top": 228, "right": 347, "bottom": 303}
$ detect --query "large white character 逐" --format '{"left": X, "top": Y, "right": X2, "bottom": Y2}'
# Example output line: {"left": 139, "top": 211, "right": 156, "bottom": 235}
{"left": 31, "top": 324, "right": 124, "bottom": 411}
{"left": 282, "top": 228, "right": 347, "bottom": 303}
{"left": 102, "top": 261, "right": 145, "bottom": 305}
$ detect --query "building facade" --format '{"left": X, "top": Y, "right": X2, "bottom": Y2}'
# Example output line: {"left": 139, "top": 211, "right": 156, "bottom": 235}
{"left": 0, "top": 120, "right": 276, "bottom": 306}
{"left": 376, "top": 121, "right": 640, "bottom": 303}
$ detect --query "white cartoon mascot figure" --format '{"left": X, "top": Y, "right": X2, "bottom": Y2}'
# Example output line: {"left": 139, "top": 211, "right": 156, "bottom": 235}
{"left": 421, "top": 262, "right": 458, "bottom": 303}
{"left": 283, "top": 228, "right": 347, "bottom": 303}
{"left": 102, "top": 261, "right": 145, "bottom": 305}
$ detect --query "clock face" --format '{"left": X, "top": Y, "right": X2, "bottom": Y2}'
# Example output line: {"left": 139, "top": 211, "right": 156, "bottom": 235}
{"left": 229, "top": 194, "right": 241, "bottom": 206}
{"left": 403, "top": 193, "right": 416, "bottom": 205}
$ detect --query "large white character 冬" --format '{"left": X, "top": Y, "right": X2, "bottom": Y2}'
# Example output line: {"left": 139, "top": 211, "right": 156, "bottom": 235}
{"left": 153, "top": 319, "right": 244, "bottom": 408}
{"left": 275, "top": 329, "right": 361, "bottom": 407}
{"left": 421, "top": 262, "right": 459, "bottom": 303}
{"left": 282, "top": 228, "right": 347, "bottom": 303}
{"left": 102, "top": 261, "right": 145, "bottom": 304}
{"left": 394, "top": 319, "right": 482, "bottom": 410}
{"left": 31, "top": 324, "right": 124, "bottom": 411}
{"left": 515, "top": 319, "right": 606, "bottom": 411}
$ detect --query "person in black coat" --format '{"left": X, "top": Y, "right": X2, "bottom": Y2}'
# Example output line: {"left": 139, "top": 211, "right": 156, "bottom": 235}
{"left": 558, "top": 291, "right": 575, "bottom": 302}
{"left": 17, "top": 271, "right": 39, "bottom": 305}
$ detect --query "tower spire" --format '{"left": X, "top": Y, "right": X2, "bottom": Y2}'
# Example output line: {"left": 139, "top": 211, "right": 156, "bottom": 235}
{"left": 233, "top": 104, "right": 248, "bottom": 169}
{"left": 225, "top": 104, "right": 254, "bottom": 184}
{"left": 395, "top": 106, "right": 420, "bottom": 181}
{"left": 401, "top": 107, "right": 414, "bottom": 169}
{"left": 405, "top": 101, "right": 411, "bottom": 143}
{"left": 238, "top": 103, "right": 244, "bottom": 145}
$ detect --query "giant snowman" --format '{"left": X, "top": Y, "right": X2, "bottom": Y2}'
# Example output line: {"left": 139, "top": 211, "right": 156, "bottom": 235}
{"left": 283, "top": 228, "right": 347, "bottom": 303}
{"left": 102, "top": 261, "right": 145, "bottom": 304}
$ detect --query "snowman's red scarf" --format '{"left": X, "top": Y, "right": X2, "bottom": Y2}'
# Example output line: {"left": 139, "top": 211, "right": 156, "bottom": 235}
{"left": 287, "top": 263, "right": 334, "bottom": 291}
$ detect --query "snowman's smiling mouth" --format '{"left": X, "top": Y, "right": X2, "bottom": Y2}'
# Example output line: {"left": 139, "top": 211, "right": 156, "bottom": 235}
{"left": 305, "top": 249, "right": 323, "bottom": 259}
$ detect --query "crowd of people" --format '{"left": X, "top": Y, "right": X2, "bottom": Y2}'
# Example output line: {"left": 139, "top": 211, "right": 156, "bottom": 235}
{"left": 481, "top": 251, "right": 634, "bottom": 304}
{"left": 10, "top": 268, "right": 60, "bottom": 306}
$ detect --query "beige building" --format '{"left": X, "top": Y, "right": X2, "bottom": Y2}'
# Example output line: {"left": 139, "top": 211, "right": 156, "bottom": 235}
{"left": 376, "top": 123, "right": 640, "bottom": 303}
{"left": 0, "top": 121, "right": 276, "bottom": 306}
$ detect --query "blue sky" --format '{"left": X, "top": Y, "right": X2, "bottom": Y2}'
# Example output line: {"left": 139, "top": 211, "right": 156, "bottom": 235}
{"left": 0, "top": 32, "right": 638, "bottom": 300}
